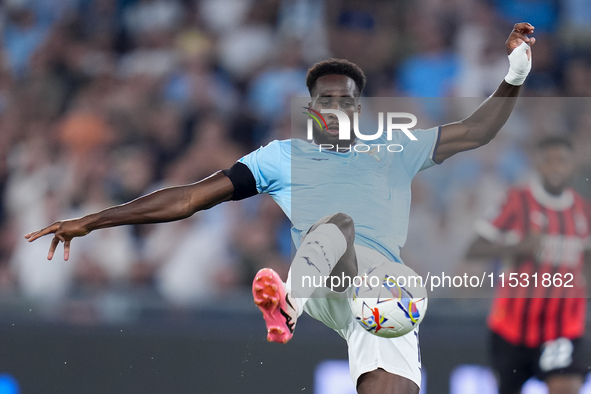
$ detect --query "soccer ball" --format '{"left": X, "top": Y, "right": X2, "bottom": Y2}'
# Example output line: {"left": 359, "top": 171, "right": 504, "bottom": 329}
{"left": 349, "top": 263, "right": 428, "bottom": 338}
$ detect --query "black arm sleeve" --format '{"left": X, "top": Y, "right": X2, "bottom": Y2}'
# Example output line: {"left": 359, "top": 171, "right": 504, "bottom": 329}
{"left": 222, "top": 162, "right": 258, "bottom": 201}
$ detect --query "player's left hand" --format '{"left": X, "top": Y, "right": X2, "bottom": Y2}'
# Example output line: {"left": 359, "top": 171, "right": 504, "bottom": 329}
{"left": 506, "top": 22, "right": 535, "bottom": 57}
{"left": 25, "top": 219, "right": 90, "bottom": 261}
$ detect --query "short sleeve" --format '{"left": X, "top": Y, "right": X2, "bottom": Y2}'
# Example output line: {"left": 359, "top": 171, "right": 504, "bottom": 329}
{"left": 399, "top": 126, "right": 441, "bottom": 176}
{"left": 238, "top": 140, "right": 285, "bottom": 194}
{"left": 475, "top": 189, "right": 522, "bottom": 243}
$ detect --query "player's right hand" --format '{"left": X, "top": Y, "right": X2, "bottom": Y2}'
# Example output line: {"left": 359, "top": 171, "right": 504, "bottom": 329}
{"left": 24, "top": 219, "right": 90, "bottom": 261}
{"left": 512, "top": 233, "right": 542, "bottom": 258}
{"left": 506, "top": 22, "right": 536, "bottom": 56}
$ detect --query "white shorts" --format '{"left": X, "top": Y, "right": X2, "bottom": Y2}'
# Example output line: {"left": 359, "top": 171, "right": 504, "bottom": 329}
{"left": 303, "top": 244, "right": 422, "bottom": 388}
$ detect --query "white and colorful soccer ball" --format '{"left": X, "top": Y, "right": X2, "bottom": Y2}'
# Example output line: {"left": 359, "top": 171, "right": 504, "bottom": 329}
{"left": 349, "top": 263, "right": 428, "bottom": 338}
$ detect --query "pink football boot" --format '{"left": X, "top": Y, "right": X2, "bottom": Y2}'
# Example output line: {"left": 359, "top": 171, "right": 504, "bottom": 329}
{"left": 252, "top": 268, "right": 298, "bottom": 343}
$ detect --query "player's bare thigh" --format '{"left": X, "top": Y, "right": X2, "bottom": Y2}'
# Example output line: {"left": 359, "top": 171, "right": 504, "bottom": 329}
{"left": 545, "top": 374, "right": 583, "bottom": 394}
{"left": 357, "top": 368, "right": 419, "bottom": 394}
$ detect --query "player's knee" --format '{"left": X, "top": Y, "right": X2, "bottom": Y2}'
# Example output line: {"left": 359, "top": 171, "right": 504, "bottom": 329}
{"left": 357, "top": 368, "right": 419, "bottom": 394}
{"left": 546, "top": 374, "right": 583, "bottom": 394}
{"left": 327, "top": 213, "right": 355, "bottom": 245}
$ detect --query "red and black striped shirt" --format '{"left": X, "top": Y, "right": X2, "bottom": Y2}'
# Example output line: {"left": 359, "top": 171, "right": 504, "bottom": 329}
{"left": 476, "top": 180, "right": 589, "bottom": 347}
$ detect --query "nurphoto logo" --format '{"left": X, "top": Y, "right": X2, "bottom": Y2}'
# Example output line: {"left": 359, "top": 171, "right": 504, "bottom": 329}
{"left": 304, "top": 107, "right": 418, "bottom": 152}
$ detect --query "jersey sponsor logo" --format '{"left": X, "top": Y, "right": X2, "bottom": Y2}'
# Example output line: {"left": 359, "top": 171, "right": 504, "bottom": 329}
{"left": 538, "top": 235, "right": 585, "bottom": 267}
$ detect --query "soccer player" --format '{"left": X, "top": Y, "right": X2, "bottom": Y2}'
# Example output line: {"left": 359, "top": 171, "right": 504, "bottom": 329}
{"left": 25, "top": 23, "right": 535, "bottom": 394}
{"left": 466, "top": 136, "right": 589, "bottom": 394}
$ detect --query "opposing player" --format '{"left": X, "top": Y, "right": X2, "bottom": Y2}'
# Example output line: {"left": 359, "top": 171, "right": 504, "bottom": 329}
{"left": 466, "top": 136, "right": 589, "bottom": 394}
{"left": 25, "top": 23, "right": 535, "bottom": 394}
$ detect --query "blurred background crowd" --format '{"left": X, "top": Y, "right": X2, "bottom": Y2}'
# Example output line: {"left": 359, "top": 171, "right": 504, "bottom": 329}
{"left": 0, "top": 0, "right": 591, "bottom": 322}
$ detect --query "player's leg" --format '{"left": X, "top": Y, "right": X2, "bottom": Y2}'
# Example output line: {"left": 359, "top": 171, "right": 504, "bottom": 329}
{"left": 489, "top": 332, "right": 533, "bottom": 394}
{"left": 342, "top": 246, "right": 423, "bottom": 394}
{"left": 345, "top": 309, "right": 423, "bottom": 394}
{"left": 357, "top": 368, "right": 419, "bottom": 394}
{"left": 545, "top": 374, "right": 583, "bottom": 394}
{"left": 538, "top": 337, "right": 585, "bottom": 394}
{"left": 253, "top": 213, "right": 354, "bottom": 343}
{"left": 303, "top": 212, "right": 358, "bottom": 291}
{"left": 303, "top": 245, "right": 424, "bottom": 393}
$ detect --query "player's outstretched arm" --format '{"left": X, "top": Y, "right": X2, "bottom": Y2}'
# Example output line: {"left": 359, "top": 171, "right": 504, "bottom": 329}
{"left": 434, "top": 22, "right": 536, "bottom": 163}
{"left": 24, "top": 171, "right": 234, "bottom": 261}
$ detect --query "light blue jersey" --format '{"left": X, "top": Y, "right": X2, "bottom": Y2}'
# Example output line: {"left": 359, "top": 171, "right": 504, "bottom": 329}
{"left": 239, "top": 127, "right": 440, "bottom": 263}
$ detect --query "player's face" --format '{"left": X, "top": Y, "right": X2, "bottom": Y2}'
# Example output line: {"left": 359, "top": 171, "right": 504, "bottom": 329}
{"left": 308, "top": 75, "right": 361, "bottom": 147}
{"left": 535, "top": 145, "right": 575, "bottom": 195}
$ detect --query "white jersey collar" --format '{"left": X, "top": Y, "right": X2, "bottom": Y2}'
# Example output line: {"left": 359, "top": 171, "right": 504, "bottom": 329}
{"left": 529, "top": 177, "right": 574, "bottom": 211}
